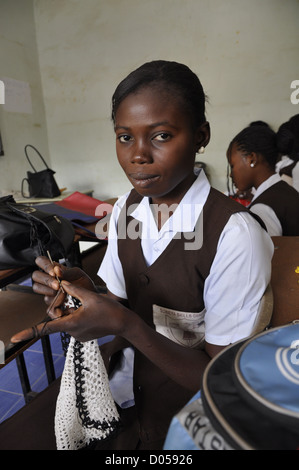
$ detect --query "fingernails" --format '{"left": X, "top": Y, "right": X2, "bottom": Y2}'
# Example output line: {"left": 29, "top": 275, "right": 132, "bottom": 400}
{"left": 10, "top": 335, "right": 21, "bottom": 343}
{"left": 52, "top": 280, "right": 60, "bottom": 290}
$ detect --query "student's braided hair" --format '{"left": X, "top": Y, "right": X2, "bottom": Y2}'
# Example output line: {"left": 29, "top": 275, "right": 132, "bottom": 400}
{"left": 276, "top": 114, "right": 299, "bottom": 162}
{"left": 227, "top": 125, "right": 279, "bottom": 170}
{"left": 111, "top": 60, "right": 207, "bottom": 130}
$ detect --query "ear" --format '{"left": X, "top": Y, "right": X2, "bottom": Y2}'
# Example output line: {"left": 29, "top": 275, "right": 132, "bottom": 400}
{"left": 195, "top": 121, "right": 210, "bottom": 153}
{"left": 246, "top": 152, "right": 258, "bottom": 168}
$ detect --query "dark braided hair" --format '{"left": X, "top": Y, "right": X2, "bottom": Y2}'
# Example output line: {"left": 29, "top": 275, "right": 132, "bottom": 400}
{"left": 276, "top": 114, "right": 299, "bottom": 162}
{"left": 111, "top": 60, "right": 207, "bottom": 130}
{"left": 227, "top": 125, "right": 279, "bottom": 170}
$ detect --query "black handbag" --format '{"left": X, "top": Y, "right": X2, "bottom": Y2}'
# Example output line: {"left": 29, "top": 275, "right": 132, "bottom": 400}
{"left": 0, "top": 195, "right": 75, "bottom": 269}
{"left": 21, "top": 145, "right": 61, "bottom": 199}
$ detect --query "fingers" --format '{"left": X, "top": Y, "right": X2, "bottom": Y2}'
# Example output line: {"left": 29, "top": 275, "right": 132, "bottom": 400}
{"left": 34, "top": 256, "right": 64, "bottom": 285}
{"left": 10, "top": 316, "right": 66, "bottom": 344}
{"left": 11, "top": 280, "right": 101, "bottom": 346}
{"left": 61, "top": 280, "right": 84, "bottom": 302}
{"left": 46, "top": 287, "right": 67, "bottom": 319}
{"left": 10, "top": 326, "right": 39, "bottom": 343}
{"left": 35, "top": 256, "right": 61, "bottom": 275}
{"left": 32, "top": 256, "right": 64, "bottom": 298}
{"left": 32, "top": 270, "right": 60, "bottom": 295}
{"left": 10, "top": 281, "right": 86, "bottom": 345}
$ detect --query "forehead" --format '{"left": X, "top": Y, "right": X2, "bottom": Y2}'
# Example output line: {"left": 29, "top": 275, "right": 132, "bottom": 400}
{"left": 114, "top": 86, "right": 190, "bottom": 126}
{"left": 228, "top": 142, "right": 247, "bottom": 163}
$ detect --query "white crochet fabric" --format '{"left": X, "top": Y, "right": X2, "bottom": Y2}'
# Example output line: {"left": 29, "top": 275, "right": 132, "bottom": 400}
{"left": 55, "top": 336, "right": 120, "bottom": 450}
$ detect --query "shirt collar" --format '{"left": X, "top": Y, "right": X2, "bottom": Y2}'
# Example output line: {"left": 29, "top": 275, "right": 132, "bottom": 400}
{"left": 131, "top": 169, "right": 211, "bottom": 234}
{"left": 251, "top": 173, "right": 281, "bottom": 202}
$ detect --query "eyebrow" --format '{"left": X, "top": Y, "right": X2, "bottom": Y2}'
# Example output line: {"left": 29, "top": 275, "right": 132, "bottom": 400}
{"left": 114, "top": 121, "right": 177, "bottom": 131}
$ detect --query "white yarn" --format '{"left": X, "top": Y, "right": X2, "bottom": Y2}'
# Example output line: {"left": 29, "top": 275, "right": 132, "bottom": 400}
{"left": 55, "top": 336, "right": 120, "bottom": 450}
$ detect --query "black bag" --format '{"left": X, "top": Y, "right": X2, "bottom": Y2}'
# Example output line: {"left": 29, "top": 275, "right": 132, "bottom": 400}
{"left": 21, "top": 145, "right": 61, "bottom": 199}
{"left": 0, "top": 195, "right": 75, "bottom": 269}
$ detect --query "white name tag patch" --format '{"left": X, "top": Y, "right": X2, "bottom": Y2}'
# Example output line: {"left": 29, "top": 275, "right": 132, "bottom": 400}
{"left": 153, "top": 304, "right": 205, "bottom": 349}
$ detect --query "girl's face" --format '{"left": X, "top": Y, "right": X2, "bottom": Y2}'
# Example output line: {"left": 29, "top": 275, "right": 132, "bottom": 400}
{"left": 114, "top": 87, "right": 210, "bottom": 206}
{"left": 227, "top": 143, "right": 254, "bottom": 192}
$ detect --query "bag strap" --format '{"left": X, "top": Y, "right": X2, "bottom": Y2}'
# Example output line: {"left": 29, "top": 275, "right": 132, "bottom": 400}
{"left": 21, "top": 178, "right": 30, "bottom": 198}
{"left": 24, "top": 144, "right": 50, "bottom": 172}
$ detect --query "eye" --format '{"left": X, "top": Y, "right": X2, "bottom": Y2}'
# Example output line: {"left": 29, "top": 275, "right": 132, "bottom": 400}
{"left": 118, "top": 134, "right": 132, "bottom": 143}
{"left": 153, "top": 132, "right": 171, "bottom": 142}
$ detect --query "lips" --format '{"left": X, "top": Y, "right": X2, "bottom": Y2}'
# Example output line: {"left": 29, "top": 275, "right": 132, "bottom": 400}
{"left": 129, "top": 172, "right": 158, "bottom": 180}
{"left": 129, "top": 173, "right": 160, "bottom": 187}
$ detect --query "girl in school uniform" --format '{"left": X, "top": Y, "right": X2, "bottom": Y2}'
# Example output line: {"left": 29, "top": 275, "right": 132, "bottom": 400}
{"left": 12, "top": 61, "right": 273, "bottom": 450}
{"left": 227, "top": 125, "right": 299, "bottom": 236}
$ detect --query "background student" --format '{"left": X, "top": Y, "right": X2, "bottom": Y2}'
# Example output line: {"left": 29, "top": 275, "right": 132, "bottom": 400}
{"left": 227, "top": 125, "right": 299, "bottom": 236}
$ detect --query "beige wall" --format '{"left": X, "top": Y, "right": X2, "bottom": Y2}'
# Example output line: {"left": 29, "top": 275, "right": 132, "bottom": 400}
{"left": 1, "top": 0, "right": 299, "bottom": 199}
{"left": 0, "top": 0, "right": 49, "bottom": 194}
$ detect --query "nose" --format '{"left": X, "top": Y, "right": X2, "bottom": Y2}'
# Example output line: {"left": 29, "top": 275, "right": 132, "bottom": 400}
{"left": 131, "top": 139, "right": 153, "bottom": 164}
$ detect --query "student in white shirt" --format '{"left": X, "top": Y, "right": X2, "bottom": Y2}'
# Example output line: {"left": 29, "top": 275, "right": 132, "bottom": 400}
{"left": 227, "top": 125, "right": 299, "bottom": 236}
{"left": 12, "top": 61, "right": 274, "bottom": 449}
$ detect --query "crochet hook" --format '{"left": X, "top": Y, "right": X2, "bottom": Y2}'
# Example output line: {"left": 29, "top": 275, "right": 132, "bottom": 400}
{"left": 46, "top": 250, "right": 65, "bottom": 293}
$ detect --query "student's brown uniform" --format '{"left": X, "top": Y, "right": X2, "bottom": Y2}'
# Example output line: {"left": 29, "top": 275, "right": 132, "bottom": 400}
{"left": 249, "top": 180, "right": 299, "bottom": 236}
{"left": 0, "top": 187, "right": 263, "bottom": 451}
{"left": 114, "top": 188, "right": 250, "bottom": 449}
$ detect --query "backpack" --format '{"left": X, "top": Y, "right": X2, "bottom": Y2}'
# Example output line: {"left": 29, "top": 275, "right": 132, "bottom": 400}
{"left": 164, "top": 322, "right": 299, "bottom": 450}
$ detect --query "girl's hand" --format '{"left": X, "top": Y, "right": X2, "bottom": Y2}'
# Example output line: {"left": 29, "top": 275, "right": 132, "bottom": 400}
{"left": 11, "top": 281, "right": 129, "bottom": 344}
{"left": 32, "top": 256, "right": 96, "bottom": 307}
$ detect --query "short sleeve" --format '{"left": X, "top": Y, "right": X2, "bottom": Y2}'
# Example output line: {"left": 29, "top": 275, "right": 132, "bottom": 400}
{"left": 250, "top": 203, "right": 282, "bottom": 236}
{"left": 204, "top": 212, "right": 274, "bottom": 346}
{"left": 97, "top": 194, "right": 129, "bottom": 299}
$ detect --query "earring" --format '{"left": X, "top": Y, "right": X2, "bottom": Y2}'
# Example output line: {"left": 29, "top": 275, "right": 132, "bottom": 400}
{"left": 198, "top": 146, "right": 205, "bottom": 154}
{"left": 250, "top": 162, "right": 255, "bottom": 168}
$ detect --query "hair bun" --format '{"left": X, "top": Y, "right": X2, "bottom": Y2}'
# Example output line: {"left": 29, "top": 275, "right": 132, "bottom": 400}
{"left": 276, "top": 115, "right": 299, "bottom": 161}
{"left": 276, "top": 126, "right": 295, "bottom": 155}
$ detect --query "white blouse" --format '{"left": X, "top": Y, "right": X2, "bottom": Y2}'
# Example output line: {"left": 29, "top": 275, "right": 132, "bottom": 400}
{"left": 98, "top": 170, "right": 273, "bottom": 346}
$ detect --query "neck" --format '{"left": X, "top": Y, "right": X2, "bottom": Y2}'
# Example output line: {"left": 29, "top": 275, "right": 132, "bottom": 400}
{"left": 151, "top": 172, "right": 197, "bottom": 207}
{"left": 254, "top": 167, "right": 276, "bottom": 189}
{"left": 150, "top": 172, "right": 197, "bottom": 230}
